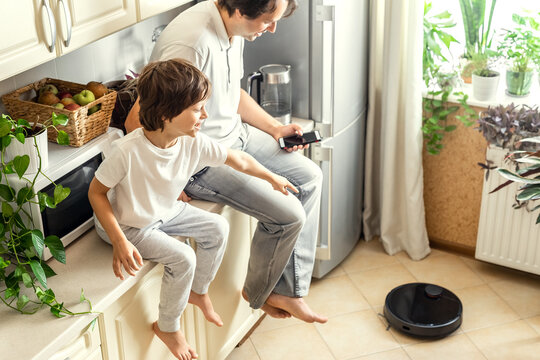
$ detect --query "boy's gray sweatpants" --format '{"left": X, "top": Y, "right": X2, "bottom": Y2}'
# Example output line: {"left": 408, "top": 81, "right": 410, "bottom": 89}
{"left": 95, "top": 202, "right": 229, "bottom": 332}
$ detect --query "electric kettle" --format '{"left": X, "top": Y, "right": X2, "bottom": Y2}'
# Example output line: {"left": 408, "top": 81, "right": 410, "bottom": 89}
{"left": 247, "top": 64, "right": 292, "bottom": 125}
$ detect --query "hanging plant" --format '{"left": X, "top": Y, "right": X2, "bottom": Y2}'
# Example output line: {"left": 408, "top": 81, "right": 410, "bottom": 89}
{"left": 0, "top": 113, "right": 93, "bottom": 317}
{"left": 422, "top": 1, "right": 478, "bottom": 155}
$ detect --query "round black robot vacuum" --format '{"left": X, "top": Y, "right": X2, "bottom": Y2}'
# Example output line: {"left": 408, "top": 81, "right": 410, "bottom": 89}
{"left": 383, "top": 282, "right": 463, "bottom": 338}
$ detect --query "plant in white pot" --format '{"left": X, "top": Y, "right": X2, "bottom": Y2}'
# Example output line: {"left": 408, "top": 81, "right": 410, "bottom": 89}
{"left": 457, "top": 0, "right": 498, "bottom": 83}
{"left": 472, "top": 68, "right": 500, "bottom": 101}
{"left": 471, "top": 53, "right": 501, "bottom": 101}
{"left": 3, "top": 120, "right": 49, "bottom": 174}
{"left": 0, "top": 113, "right": 92, "bottom": 317}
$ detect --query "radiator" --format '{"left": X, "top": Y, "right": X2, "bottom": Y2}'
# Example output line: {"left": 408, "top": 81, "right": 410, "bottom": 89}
{"left": 475, "top": 145, "right": 540, "bottom": 275}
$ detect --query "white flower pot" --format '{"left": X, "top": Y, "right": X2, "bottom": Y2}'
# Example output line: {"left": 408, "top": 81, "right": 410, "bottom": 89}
{"left": 472, "top": 73, "right": 500, "bottom": 101}
{"left": 4, "top": 124, "right": 48, "bottom": 174}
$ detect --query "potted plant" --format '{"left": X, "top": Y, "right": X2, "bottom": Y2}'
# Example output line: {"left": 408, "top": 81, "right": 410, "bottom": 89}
{"left": 515, "top": 12, "right": 540, "bottom": 87}
{"left": 3, "top": 121, "right": 48, "bottom": 174}
{"left": 472, "top": 67, "right": 500, "bottom": 101}
{"left": 470, "top": 51, "right": 501, "bottom": 101}
{"left": 497, "top": 14, "right": 539, "bottom": 97}
{"left": 0, "top": 113, "right": 92, "bottom": 317}
{"left": 458, "top": 0, "right": 498, "bottom": 83}
{"left": 477, "top": 103, "right": 540, "bottom": 151}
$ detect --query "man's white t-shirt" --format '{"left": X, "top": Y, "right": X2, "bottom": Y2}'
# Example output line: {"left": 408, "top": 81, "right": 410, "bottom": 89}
{"left": 95, "top": 128, "right": 227, "bottom": 228}
{"left": 150, "top": 0, "right": 244, "bottom": 148}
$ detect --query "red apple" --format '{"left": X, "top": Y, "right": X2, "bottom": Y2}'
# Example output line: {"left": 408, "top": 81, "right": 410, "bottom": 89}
{"left": 60, "top": 97, "right": 76, "bottom": 106}
{"left": 64, "top": 103, "right": 81, "bottom": 111}
{"left": 58, "top": 91, "right": 73, "bottom": 99}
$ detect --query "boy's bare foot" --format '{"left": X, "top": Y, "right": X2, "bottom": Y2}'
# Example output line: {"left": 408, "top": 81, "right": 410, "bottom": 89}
{"left": 266, "top": 293, "right": 328, "bottom": 324}
{"left": 153, "top": 321, "right": 198, "bottom": 359}
{"left": 188, "top": 291, "right": 223, "bottom": 327}
{"left": 241, "top": 289, "right": 291, "bottom": 318}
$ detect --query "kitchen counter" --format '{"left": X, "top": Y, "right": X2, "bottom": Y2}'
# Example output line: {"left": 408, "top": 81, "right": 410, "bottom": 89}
{"left": 1, "top": 119, "right": 314, "bottom": 359}
{"left": 1, "top": 227, "right": 158, "bottom": 360}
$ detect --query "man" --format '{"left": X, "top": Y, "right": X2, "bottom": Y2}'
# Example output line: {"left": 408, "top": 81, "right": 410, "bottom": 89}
{"left": 125, "top": 0, "right": 326, "bottom": 324}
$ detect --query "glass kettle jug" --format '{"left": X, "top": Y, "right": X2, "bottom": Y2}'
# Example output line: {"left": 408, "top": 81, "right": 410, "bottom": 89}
{"left": 247, "top": 64, "right": 292, "bottom": 125}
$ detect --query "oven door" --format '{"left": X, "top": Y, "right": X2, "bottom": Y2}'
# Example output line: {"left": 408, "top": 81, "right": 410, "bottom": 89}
{"left": 41, "top": 153, "right": 102, "bottom": 260}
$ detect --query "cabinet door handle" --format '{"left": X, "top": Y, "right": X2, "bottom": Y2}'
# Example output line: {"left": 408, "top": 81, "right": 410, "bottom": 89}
{"left": 58, "top": 0, "right": 72, "bottom": 47}
{"left": 43, "top": 0, "right": 56, "bottom": 52}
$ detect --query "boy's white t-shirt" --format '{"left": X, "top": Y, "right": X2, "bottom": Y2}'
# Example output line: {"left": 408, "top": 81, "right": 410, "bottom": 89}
{"left": 95, "top": 128, "right": 227, "bottom": 228}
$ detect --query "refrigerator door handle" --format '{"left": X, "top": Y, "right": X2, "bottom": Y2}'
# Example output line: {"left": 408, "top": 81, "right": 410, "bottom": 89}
{"left": 314, "top": 3, "right": 335, "bottom": 137}
{"left": 311, "top": 143, "right": 333, "bottom": 260}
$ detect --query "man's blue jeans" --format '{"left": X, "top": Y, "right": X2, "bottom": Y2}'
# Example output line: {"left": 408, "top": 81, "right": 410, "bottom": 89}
{"left": 184, "top": 124, "right": 323, "bottom": 309}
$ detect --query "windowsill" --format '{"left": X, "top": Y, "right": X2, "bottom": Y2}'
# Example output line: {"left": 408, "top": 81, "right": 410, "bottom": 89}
{"left": 424, "top": 73, "right": 540, "bottom": 109}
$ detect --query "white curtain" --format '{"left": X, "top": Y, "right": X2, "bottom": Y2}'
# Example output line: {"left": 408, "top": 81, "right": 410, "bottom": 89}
{"left": 362, "top": 0, "right": 431, "bottom": 260}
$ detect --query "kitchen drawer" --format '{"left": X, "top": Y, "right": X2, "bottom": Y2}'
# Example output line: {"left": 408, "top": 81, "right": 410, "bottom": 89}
{"left": 48, "top": 320, "right": 101, "bottom": 360}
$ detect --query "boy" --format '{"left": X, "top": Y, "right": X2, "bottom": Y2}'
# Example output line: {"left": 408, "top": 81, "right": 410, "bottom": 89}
{"left": 88, "top": 58, "right": 298, "bottom": 359}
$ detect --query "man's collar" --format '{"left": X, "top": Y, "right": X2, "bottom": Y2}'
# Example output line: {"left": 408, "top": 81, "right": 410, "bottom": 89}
{"left": 209, "top": 1, "right": 231, "bottom": 50}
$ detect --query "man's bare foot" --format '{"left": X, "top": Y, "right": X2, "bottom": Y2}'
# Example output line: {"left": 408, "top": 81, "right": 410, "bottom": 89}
{"left": 241, "top": 289, "right": 291, "bottom": 319}
{"left": 266, "top": 293, "right": 328, "bottom": 323}
{"left": 188, "top": 291, "right": 223, "bottom": 327}
{"left": 153, "top": 322, "right": 198, "bottom": 359}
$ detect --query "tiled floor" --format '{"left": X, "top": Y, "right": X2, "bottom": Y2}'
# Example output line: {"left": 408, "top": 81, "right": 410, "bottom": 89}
{"left": 225, "top": 239, "right": 540, "bottom": 360}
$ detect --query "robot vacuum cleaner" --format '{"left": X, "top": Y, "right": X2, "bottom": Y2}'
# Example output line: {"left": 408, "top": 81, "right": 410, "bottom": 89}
{"left": 383, "top": 282, "right": 463, "bottom": 338}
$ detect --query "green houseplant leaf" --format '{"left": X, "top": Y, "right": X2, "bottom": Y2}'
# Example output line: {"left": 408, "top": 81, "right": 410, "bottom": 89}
{"left": 12, "top": 155, "right": 30, "bottom": 178}
{"left": 53, "top": 185, "right": 71, "bottom": 205}
{"left": 44, "top": 235, "right": 66, "bottom": 264}
{"left": 29, "top": 260, "right": 47, "bottom": 288}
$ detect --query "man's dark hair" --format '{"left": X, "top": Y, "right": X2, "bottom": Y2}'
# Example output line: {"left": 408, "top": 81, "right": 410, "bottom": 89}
{"left": 137, "top": 59, "right": 211, "bottom": 132}
{"left": 217, "top": 0, "right": 297, "bottom": 19}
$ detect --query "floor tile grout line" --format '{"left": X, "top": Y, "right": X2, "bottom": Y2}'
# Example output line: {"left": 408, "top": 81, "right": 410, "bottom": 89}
{"left": 461, "top": 328, "right": 490, "bottom": 360}
{"left": 311, "top": 323, "right": 339, "bottom": 360}
{"left": 485, "top": 281, "right": 529, "bottom": 320}
{"left": 247, "top": 338, "right": 263, "bottom": 360}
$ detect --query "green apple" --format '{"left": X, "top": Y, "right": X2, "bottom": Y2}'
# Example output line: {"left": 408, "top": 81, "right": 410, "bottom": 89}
{"left": 76, "top": 90, "right": 95, "bottom": 106}
{"left": 88, "top": 105, "right": 100, "bottom": 115}
{"left": 53, "top": 103, "right": 65, "bottom": 109}
{"left": 72, "top": 93, "right": 82, "bottom": 105}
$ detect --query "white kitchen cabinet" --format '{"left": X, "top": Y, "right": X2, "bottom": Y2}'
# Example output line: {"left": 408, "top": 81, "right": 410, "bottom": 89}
{"left": 99, "top": 264, "right": 178, "bottom": 360}
{"left": 0, "top": 0, "right": 137, "bottom": 82}
{"left": 51, "top": 0, "right": 137, "bottom": 56}
{"left": 99, "top": 201, "right": 263, "bottom": 360}
{"left": 136, "top": 0, "right": 192, "bottom": 21}
{"left": 48, "top": 320, "right": 103, "bottom": 360}
{"left": 0, "top": 0, "right": 57, "bottom": 82}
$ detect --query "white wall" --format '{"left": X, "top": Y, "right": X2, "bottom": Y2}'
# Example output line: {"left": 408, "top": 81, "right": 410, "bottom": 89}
{"left": 0, "top": 6, "right": 184, "bottom": 114}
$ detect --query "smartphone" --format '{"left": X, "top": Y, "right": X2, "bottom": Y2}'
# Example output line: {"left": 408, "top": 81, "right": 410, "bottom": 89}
{"left": 278, "top": 130, "right": 322, "bottom": 149}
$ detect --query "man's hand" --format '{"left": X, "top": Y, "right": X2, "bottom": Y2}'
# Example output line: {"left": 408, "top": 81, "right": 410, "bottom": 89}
{"left": 112, "top": 238, "right": 144, "bottom": 280}
{"left": 273, "top": 123, "right": 309, "bottom": 152}
{"left": 177, "top": 191, "right": 192, "bottom": 202}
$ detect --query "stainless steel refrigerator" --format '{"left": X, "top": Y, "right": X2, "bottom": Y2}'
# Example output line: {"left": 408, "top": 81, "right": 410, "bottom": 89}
{"left": 243, "top": 0, "right": 369, "bottom": 278}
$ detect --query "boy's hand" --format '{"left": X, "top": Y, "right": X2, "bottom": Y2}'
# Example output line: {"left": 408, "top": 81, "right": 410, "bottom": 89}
{"left": 112, "top": 238, "right": 144, "bottom": 280}
{"left": 270, "top": 174, "right": 299, "bottom": 195}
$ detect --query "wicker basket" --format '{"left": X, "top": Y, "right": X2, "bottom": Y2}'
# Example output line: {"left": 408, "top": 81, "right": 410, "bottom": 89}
{"left": 2, "top": 78, "right": 117, "bottom": 147}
